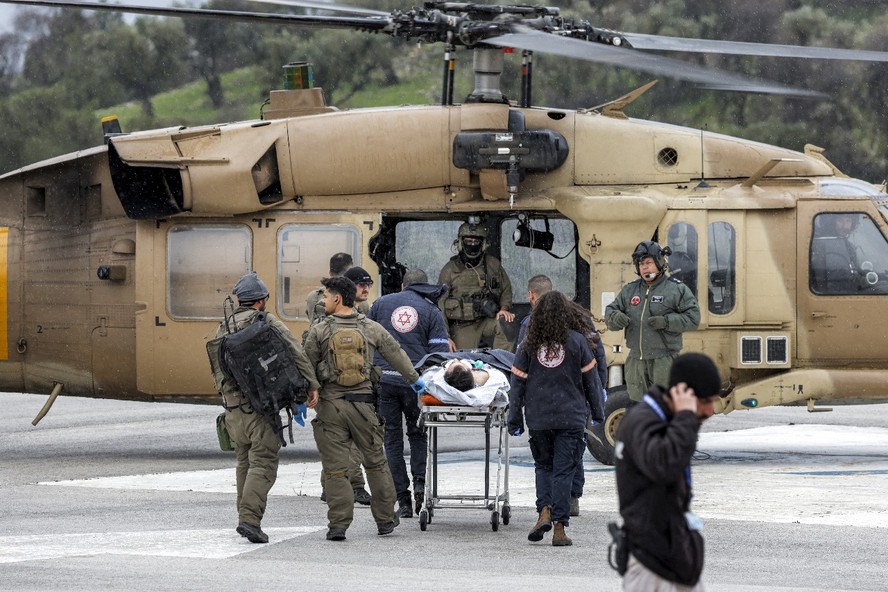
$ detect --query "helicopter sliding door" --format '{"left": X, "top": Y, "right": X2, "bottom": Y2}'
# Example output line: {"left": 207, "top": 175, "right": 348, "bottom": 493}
{"left": 796, "top": 200, "right": 888, "bottom": 363}
{"left": 134, "top": 213, "right": 379, "bottom": 397}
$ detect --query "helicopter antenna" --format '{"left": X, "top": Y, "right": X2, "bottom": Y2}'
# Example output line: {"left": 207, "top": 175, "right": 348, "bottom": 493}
{"left": 696, "top": 125, "right": 711, "bottom": 189}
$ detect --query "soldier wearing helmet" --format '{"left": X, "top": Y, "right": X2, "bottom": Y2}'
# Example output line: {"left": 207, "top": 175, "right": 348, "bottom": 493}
{"left": 605, "top": 241, "right": 701, "bottom": 402}
{"left": 438, "top": 219, "right": 515, "bottom": 351}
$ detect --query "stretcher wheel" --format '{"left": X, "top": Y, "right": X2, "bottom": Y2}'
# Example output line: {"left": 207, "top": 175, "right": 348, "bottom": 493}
{"left": 419, "top": 510, "right": 429, "bottom": 531}
{"left": 502, "top": 504, "right": 511, "bottom": 525}
{"left": 491, "top": 511, "right": 499, "bottom": 531}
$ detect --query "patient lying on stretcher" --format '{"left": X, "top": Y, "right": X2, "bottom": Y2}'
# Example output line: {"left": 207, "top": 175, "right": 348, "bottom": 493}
{"left": 420, "top": 358, "right": 509, "bottom": 407}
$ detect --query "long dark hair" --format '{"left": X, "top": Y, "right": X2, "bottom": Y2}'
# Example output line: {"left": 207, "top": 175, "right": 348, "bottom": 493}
{"left": 522, "top": 290, "right": 571, "bottom": 359}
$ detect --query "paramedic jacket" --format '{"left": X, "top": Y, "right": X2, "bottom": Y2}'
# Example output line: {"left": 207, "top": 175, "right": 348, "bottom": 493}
{"left": 516, "top": 312, "right": 608, "bottom": 389}
{"left": 614, "top": 385, "right": 704, "bottom": 586}
{"left": 369, "top": 282, "right": 451, "bottom": 386}
{"left": 507, "top": 330, "right": 605, "bottom": 432}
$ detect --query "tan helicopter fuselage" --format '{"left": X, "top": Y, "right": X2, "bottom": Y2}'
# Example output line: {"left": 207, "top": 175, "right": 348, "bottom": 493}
{"left": 1, "top": 98, "right": 887, "bottom": 421}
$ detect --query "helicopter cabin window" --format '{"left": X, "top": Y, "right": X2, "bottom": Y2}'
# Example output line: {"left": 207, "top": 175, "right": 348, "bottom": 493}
{"left": 277, "top": 225, "right": 361, "bottom": 320}
{"left": 708, "top": 221, "right": 736, "bottom": 315}
{"left": 394, "top": 220, "right": 464, "bottom": 287}
{"left": 810, "top": 212, "right": 888, "bottom": 295}
{"left": 167, "top": 225, "right": 252, "bottom": 319}
{"left": 666, "top": 222, "right": 698, "bottom": 296}
{"left": 501, "top": 216, "right": 578, "bottom": 304}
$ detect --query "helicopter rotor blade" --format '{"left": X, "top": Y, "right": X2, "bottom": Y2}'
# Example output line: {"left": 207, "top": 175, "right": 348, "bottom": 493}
{"left": 241, "top": 0, "right": 389, "bottom": 17}
{"left": 486, "top": 31, "right": 824, "bottom": 98}
{"left": 622, "top": 33, "right": 888, "bottom": 63}
{"left": 0, "top": 0, "right": 393, "bottom": 30}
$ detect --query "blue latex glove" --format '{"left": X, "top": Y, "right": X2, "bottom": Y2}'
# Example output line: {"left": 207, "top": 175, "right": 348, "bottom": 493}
{"left": 509, "top": 425, "right": 524, "bottom": 437}
{"left": 292, "top": 402, "right": 308, "bottom": 427}
{"left": 410, "top": 378, "right": 427, "bottom": 394}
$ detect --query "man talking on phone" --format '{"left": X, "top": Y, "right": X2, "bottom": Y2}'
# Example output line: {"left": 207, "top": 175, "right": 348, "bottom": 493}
{"left": 613, "top": 352, "right": 721, "bottom": 591}
{"left": 605, "top": 241, "right": 700, "bottom": 402}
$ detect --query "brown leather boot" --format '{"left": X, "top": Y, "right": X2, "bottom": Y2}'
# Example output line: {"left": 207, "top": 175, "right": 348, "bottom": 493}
{"left": 552, "top": 521, "right": 573, "bottom": 546}
{"left": 528, "top": 506, "right": 552, "bottom": 542}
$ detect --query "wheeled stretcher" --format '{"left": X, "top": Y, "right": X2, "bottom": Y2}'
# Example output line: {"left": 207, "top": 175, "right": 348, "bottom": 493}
{"left": 413, "top": 350, "right": 514, "bottom": 532}
{"left": 418, "top": 403, "right": 511, "bottom": 531}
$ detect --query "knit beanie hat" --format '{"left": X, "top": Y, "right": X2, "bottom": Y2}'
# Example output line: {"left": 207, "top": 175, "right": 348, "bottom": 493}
{"left": 344, "top": 266, "right": 373, "bottom": 285}
{"left": 668, "top": 353, "right": 721, "bottom": 399}
{"left": 233, "top": 272, "right": 269, "bottom": 303}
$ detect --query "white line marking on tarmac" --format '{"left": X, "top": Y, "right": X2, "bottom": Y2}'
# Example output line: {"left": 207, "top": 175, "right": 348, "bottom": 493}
{"left": 0, "top": 527, "right": 322, "bottom": 564}
{"left": 36, "top": 424, "right": 888, "bottom": 528}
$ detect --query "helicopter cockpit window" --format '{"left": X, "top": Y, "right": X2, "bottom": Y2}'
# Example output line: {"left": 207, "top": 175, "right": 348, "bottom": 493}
{"left": 819, "top": 179, "right": 887, "bottom": 197}
{"left": 708, "top": 221, "right": 736, "bottom": 315}
{"left": 277, "top": 225, "right": 361, "bottom": 320}
{"left": 810, "top": 213, "right": 888, "bottom": 295}
{"left": 666, "top": 222, "right": 698, "bottom": 297}
{"left": 168, "top": 225, "right": 252, "bottom": 319}
{"left": 501, "top": 217, "right": 578, "bottom": 304}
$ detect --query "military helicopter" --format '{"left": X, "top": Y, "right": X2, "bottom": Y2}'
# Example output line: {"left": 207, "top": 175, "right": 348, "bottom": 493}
{"left": 2, "top": 0, "right": 888, "bottom": 465}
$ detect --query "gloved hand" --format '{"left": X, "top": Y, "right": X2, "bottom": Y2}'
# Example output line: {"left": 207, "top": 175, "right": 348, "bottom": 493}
{"left": 647, "top": 316, "right": 668, "bottom": 330}
{"left": 609, "top": 311, "right": 630, "bottom": 330}
{"left": 509, "top": 425, "right": 524, "bottom": 437}
{"left": 410, "top": 378, "right": 427, "bottom": 395}
{"left": 292, "top": 402, "right": 308, "bottom": 427}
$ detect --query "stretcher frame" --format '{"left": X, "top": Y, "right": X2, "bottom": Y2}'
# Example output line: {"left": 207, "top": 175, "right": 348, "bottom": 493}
{"left": 417, "top": 404, "right": 511, "bottom": 531}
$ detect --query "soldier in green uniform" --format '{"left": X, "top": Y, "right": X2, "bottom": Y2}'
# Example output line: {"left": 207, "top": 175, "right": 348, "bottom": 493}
{"left": 304, "top": 276, "right": 427, "bottom": 541}
{"left": 438, "top": 221, "right": 515, "bottom": 351}
{"left": 305, "top": 253, "right": 371, "bottom": 322}
{"left": 212, "top": 272, "right": 320, "bottom": 544}
{"left": 310, "top": 262, "right": 374, "bottom": 506}
{"left": 605, "top": 241, "right": 700, "bottom": 402}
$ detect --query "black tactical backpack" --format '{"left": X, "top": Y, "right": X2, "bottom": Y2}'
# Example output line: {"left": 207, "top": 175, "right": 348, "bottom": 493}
{"left": 211, "top": 300, "right": 307, "bottom": 445}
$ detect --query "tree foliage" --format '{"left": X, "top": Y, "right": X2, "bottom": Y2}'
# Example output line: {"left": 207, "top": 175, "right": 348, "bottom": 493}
{"left": 0, "top": 0, "right": 886, "bottom": 181}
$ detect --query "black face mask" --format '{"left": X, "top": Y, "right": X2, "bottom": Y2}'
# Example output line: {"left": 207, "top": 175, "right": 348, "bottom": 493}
{"left": 461, "top": 237, "right": 484, "bottom": 259}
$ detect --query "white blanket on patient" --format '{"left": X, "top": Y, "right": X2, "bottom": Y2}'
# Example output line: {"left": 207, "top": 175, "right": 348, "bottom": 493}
{"left": 420, "top": 362, "right": 510, "bottom": 407}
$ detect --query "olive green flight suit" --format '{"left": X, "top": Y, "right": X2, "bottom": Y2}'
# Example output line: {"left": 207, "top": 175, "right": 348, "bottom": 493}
{"left": 212, "top": 306, "right": 319, "bottom": 528}
{"left": 304, "top": 312, "right": 420, "bottom": 531}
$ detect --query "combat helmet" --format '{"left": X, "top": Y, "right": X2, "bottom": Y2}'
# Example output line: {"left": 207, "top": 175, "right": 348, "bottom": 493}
{"left": 631, "top": 240, "right": 672, "bottom": 276}
{"left": 457, "top": 221, "right": 489, "bottom": 261}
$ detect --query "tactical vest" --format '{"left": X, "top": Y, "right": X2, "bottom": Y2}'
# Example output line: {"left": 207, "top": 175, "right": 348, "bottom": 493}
{"left": 442, "top": 256, "right": 501, "bottom": 322}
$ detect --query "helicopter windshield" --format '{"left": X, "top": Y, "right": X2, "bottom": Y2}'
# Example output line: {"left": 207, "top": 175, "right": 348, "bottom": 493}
{"left": 819, "top": 179, "right": 887, "bottom": 197}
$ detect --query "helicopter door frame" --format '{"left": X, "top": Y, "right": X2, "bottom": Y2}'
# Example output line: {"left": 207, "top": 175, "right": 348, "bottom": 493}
{"left": 796, "top": 200, "right": 888, "bottom": 364}
{"left": 134, "top": 212, "right": 380, "bottom": 397}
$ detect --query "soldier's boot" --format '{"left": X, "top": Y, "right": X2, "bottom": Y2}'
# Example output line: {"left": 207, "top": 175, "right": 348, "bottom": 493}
{"left": 236, "top": 523, "right": 269, "bottom": 544}
{"left": 527, "top": 506, "right": 552, "bottom": 542}
{"left": 552, "top": 521, "right": 573, "bottom": 547}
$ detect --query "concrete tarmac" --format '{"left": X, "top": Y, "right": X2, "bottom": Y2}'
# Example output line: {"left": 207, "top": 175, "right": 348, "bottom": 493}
{"left": 1, "top": 393, "right": 886, "bottom": 591}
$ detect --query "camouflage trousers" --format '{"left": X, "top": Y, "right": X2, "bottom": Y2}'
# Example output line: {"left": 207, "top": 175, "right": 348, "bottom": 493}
{"left": 225, "top": 406, "right": 281, "bottom": 527}
{"left": 625, "top": 354, "right": 677, "bottom": 402}
{"left": 312, "top": 398, "right": 396, "bottom": 530}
